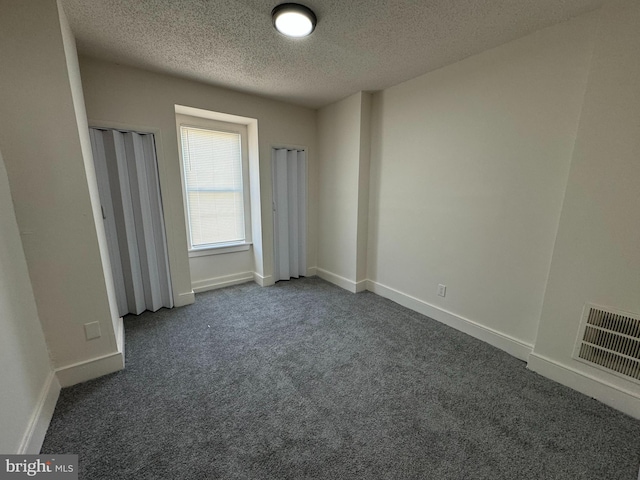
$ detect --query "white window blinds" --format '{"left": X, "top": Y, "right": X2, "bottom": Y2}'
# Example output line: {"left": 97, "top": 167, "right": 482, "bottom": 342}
{"left": 180, "top": 126, "right": 245, "bottom": 248}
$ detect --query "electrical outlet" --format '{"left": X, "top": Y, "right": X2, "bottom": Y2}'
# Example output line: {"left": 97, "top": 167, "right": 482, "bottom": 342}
{"left": 437, "top": 284, "right": 447, "bottom": 297}
{"left": 84, "top": 322, "right": 101, "bottom": 340}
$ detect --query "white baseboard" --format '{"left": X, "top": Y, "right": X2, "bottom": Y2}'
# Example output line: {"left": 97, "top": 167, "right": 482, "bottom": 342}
{"left": 115, "top": 316, "right": 125, "bottom": 368}
{"left": 56, "top": 351, "right": 124, "bottom": 387}
{"left": 527, "top": 353, "right": 640, "bottom": 420}
{"left": 366, "top": 280, "right": 534, "bottom": 361}
{"left": 316, "top": 268, "right": 362, "bottom": 293}
{"left": 175, "top": 290, "right": 195, "bottom": 307}
{"left": 259, "top": 268, "right": 317, "bottom": 285}
{"left": 114, "top": 316, "right": 124, "bottom": 353}
{"left": 18, "top": 371, "right": 61, "bottom": 454}
{"left": 253, "top": 271, "right": 275, "bottom": 287}
{"left": 192, "top": 272, "right": 254, "bottom": 293}
{"left": 55, "top": 322, "right": 125, "bottom": 387}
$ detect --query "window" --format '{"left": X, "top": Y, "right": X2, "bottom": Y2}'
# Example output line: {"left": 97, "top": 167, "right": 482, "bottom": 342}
{"left": 177, "top": 115, "right": 251, "bottom": 254}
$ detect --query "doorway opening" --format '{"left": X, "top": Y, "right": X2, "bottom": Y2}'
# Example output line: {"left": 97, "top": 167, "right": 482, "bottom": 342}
{"left": 89, "top": 127, "right": 173, "bottom": 316}
{"left": 272, "top": 147, "right": 307, "bottom": 282}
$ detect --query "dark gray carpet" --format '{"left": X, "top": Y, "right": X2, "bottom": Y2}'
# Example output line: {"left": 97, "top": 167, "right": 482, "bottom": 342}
{"left": 42, "top": 277, "right": 640, "bottom": 479}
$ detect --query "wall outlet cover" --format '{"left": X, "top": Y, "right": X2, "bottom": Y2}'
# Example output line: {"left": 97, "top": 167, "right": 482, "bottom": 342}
{"left": 84, "top": 321, "right": 101, "bottom": 340}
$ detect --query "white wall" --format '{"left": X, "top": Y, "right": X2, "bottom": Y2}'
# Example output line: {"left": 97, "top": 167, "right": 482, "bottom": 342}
{"left": 0, "top": 0, "right": 122, "bottom": 386}
{"left": 0, "top": 148, "right": 59, "bottom": 454}
{"left": 317, "top": 92, "right": 371, "bottom": 291}
{"left": 530, "top": 0, "right": 640, "bottom": 417}
{"left": 365, "top": 13, "right": 598, "bottom": 354}
{"left": 58, "top": 1, "right": 122, "bottom": 341}
{"left": 57, "top": 0, "right": 120, "bottom": 344}
{"left": 190, "top": 251, "right": 254, "bottom": 292}
{"left": 79, "top": 57, "right": 318, "bottom": 293}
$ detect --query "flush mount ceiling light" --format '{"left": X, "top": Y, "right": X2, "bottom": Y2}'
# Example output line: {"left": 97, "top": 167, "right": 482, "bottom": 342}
{"left": 272, "top": 3, "right": 317, "bottom": 38}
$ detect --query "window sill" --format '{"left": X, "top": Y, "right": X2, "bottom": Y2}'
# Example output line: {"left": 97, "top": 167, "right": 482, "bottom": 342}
{"left": 188, "top": 242, "right": 252, "bottom": 257}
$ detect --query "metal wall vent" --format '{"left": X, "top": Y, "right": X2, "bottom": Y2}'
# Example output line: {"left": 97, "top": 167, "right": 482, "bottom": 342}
{"left": 574, "top": 304, "right": 640, "bottom": 383}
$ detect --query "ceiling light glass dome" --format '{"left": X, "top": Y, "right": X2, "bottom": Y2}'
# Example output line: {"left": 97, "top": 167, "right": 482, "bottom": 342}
{"left": 272, "top": 3, "right": 317, "bottom": 38}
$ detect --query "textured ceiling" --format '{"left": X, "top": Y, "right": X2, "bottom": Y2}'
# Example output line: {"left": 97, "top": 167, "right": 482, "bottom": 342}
{"left": 61, "top": 0, "right": 605, "bottom": 108}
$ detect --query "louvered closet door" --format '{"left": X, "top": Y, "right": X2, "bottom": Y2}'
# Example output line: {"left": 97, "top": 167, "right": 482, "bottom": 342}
{"left": 90, "top": 128, "right": 174, "bottom": 316}
{"left": 272, "top": 148, "right": 307, "bottom": 282}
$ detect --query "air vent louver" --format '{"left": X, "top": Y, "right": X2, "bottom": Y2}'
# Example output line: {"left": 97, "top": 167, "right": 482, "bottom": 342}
{"left": 575, "top": 305, "right": 640, "bottom": 383}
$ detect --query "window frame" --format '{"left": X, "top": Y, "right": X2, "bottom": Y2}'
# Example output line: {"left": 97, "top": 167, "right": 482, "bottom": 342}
{"left": 176, "top": 114, "right": 252, "bottom": 256}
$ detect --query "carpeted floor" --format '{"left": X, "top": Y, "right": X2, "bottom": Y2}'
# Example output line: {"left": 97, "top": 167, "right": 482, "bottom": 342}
{"left": 42, "top": 277, "right": 640, "bottom": 479}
